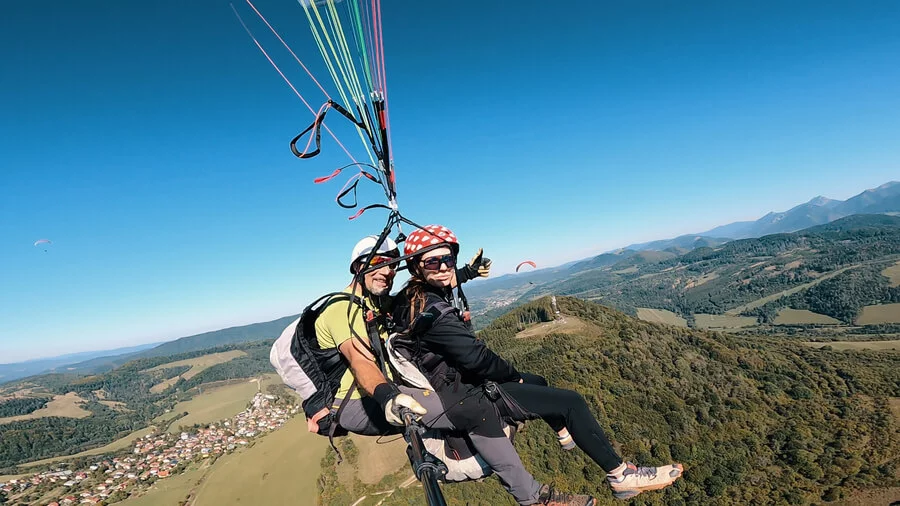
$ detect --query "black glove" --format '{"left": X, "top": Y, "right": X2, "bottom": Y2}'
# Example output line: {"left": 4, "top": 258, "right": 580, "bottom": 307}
{"left": 458, "top": 248, "right": 492, "bottom": 283}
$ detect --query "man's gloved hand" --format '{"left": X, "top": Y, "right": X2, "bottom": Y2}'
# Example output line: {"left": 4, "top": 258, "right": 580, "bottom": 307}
{"left": 465, "top": 248, "right": 492, "bottom": 279}
{"left": 384, "top": 393, "right": 427, "bottom": 425}
{"left": 373, "top": 383, "right": 427, "bottom": 426}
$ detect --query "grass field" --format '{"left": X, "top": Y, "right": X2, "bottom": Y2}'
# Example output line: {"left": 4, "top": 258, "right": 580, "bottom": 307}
{"left": 636, "top": 308, "right": 688, "bottom": 327}
{"left": 21, "top": 426, "right": 157, "bottom": 468}
{"left": 515, "top": 316, "right": 595, "bottom": 339}
{"left": 145, "top": 350, "right": 247, "bottom": 393}
{"left": 190, "top": 416, "right": 327, "bottom": 506}
{"left": 684, "top": 272, "right": 719, "bottom": 289}
{"left": 160, "top": 380, "right": 257, "bottom": 433}
{"left": 0, "top": 392, "right": 91, "bottom": 424}
{"left": 0, "top": 473, "right": 27, "bottom": 483}
{"left": 883, "top": 261, "right": 900, "bottom": 287}
{"left": 118, "top": 461, "right": 212, "bottom": 506}
{"left": 694, "top": 313, "right": 758, "bottom": 329}
{"left": 857, "top": 303, "right": 900, "bottom": 325}
{"left": 804, "top": 340, "right": 900, "bottom": 352}
{"left": 99, "top": 400, "right": 130, "bottom": 411}
{"left": 348, "top": 433, "right": 409, "bottom": 485}
{"left": 774, "top": 308, "right": 841, "bottom": 325}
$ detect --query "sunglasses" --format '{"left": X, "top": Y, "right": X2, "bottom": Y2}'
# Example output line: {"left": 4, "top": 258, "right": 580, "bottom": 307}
{"left": 366, "top": 255, "right": 398, "bottom": 271}
{"left": 420, "top": 254, "right": 456, "bottom": 271}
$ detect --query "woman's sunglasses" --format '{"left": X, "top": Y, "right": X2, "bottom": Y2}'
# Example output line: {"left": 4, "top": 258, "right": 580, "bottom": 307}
{"left": 420, "top": 254, "right": 456, "bottom": 271}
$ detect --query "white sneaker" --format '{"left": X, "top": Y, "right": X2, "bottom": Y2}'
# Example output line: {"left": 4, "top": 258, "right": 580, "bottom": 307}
{"left": 607, "top": 462, "right": 683, "bottom": 499}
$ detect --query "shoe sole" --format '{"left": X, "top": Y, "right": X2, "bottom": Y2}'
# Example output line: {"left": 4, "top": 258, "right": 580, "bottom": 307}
{"left": 610, "top": 464, "right": 684, "bottom": 500}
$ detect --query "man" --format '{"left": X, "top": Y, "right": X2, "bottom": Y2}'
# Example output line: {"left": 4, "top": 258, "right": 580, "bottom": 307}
{"left": 313, "top": 235, "right": 595, "bottom": 506}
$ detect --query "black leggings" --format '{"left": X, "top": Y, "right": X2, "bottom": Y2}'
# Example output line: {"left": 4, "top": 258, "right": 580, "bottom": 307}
{"left": 501, "top": 373, "right": 623, "bottom": 473}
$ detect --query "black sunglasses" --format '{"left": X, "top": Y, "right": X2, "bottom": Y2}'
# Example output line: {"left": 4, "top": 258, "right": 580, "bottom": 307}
{"left": 420, "top": 254, "right": 456, "bottom": 271}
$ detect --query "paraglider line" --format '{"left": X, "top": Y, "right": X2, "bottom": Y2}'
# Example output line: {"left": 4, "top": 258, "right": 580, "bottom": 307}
{"left": 231, "top": 3, "right": 357, "bottom": 163}
{"left": 245, "top": 0, "right": 332, "bottom": 101}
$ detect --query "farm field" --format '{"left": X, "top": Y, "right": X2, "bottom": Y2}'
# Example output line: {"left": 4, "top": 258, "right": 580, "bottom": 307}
{"left": 145, "top": 350, "right": 247, "bottom": 393}
{"left": 856, "top": 303, "right": 900, "bottom": 325}
{"left": 191, "top": 416, "right": 327, "bottom": 506}
{"left": 694, "top": 313, "right": 757, "bottom": 329}
{"left": 883, "top": 260, "right": 900, "bottom": 287}
{"left": 0, "top": 392, "right": 91, "bottom": 424}
{"left": 804, "top": 340, "right": 900, "bottom": 352}
{"left": 0, "top": 473, "right": 27, "bottom": 483}
{"left": 636, "top": 308, "right": 688, "bottom": 327}
{"left": 21, "top": 427, "right": 157, "bottom": 468}
{"left": 774, "top": 308, "right": 841, "bottom": 325}
{"left": 158, "top": 375, "right": 280, "bottom": 433}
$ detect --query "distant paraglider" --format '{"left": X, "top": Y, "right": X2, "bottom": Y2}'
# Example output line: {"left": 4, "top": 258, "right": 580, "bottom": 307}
{"left": 515, "top": 260, "right": 537, "bottom": 273}
{"left": 34, "top": 239, "right": 51, "bottom": 252}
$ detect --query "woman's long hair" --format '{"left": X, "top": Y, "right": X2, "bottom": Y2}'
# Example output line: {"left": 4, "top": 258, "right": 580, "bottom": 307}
{"left": 403, "top": 264, "right": 431, "bottom": 328}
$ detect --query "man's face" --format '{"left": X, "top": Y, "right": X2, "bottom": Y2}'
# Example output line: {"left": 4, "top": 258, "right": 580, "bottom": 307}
{"left": 361, "top": 256, "right": 397, "bottom": 296}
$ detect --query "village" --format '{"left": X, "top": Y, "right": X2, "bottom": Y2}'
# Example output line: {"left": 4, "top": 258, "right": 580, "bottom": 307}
{"left": 0, "top": 392, "right": 297, "bottom": 506}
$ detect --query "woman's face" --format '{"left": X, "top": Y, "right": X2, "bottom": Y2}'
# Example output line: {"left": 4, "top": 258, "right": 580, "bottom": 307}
{"left": 417, "top": 246, "right": 456, "bottom": 288}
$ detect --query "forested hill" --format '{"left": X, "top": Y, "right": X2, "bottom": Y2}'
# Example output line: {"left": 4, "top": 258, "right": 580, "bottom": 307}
{"left": 366, "top": 297, "right": 900, "bottom": 505}
{"left": 511, "top": 214, "right": 900, "bottom": 323}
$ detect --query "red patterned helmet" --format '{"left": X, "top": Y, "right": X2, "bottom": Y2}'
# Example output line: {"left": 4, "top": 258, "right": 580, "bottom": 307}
{"left": 403, "top": 224, "right": 460, "bottom": 257}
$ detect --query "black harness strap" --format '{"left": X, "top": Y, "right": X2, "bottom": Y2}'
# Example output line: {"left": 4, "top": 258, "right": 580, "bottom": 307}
{"left": 328, "top": 377, "right": 357, "bottom": 464}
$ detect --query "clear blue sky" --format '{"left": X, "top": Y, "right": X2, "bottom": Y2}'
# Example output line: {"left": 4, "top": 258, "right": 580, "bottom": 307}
{"left": 2, "top": 0, "right": 898, "bottom": 363}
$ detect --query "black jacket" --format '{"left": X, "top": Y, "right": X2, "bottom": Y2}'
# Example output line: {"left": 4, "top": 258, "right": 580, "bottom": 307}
{"left": 391, "top": 284, "right": 521, "bottom": 391}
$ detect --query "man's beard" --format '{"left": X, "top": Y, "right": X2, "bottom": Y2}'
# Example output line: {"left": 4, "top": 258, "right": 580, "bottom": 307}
{"left": 367, "top": 281, "right": 392, "bottom": 296}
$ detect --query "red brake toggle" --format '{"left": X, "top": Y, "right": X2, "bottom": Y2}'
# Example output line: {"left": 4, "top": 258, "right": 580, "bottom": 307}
{"left": 314, "top": 169, "right": 342, "bottom": 184}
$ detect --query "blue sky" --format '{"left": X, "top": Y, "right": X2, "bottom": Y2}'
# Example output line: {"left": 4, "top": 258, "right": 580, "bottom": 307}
{"left": 2, "top": 0, "right": 899, "bottom": 363}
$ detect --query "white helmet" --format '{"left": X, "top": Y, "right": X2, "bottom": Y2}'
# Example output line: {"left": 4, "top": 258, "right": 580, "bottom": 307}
{"left": 350, "top": 235, "right": 399, "bottom": 273}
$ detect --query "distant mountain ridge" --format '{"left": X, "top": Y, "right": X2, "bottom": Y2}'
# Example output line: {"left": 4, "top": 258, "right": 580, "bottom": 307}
{"left": 0, "top": 343, "right": 162, "bottom": 384}
{"left": 625, "top": 181, "right": 900, "bottom": 251}
{"left": 2, "top": 315, "right": 299, "bottom": 383}
{"left": 62, "top": 314, "right": 300, "bottom": 374}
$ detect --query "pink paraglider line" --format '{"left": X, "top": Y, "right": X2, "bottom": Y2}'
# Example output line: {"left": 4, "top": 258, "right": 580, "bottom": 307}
{"left": 244, "top": 0, "right": 332, "bottom": 101}
{"left": 230, "top": 4, "right": 357, "bottom": 164}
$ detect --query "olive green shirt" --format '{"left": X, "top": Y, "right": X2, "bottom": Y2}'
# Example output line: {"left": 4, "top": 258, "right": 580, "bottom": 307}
{"left": 314, "top": 292, "right": 392, "bottom": 400}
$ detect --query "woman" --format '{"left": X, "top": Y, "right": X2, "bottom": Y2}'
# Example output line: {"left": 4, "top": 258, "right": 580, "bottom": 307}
{"left": 392, "top": 224, "right": 684, "bottom": 501}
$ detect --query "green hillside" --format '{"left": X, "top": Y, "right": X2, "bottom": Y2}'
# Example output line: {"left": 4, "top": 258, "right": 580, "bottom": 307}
{"left": 322, "top": 297, "right": 900, "bottom": 505}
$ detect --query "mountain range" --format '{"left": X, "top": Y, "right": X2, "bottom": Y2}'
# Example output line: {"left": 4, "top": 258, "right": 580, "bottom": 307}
{"left": 624, "top": 181, "right": 900, "bottom": 251}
